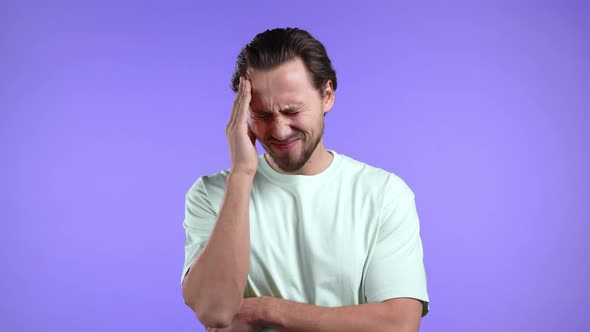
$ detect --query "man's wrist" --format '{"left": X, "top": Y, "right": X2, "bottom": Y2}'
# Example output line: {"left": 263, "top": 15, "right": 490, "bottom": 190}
{"left": 226, "top": 171, "right": 255, "bottom": 192}
{"left": 227, "top": 170, "right": 255, "bottom": 182}
{"left": 254, "top": 296, "right": 278, "bottom": 327}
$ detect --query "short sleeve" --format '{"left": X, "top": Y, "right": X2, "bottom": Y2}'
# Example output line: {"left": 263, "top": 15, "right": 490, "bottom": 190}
{"left": 181, "top": 177, "right": 217, "bottom": 286}
{"left": 363, "top": 175, "right": 430, "bottom": 317}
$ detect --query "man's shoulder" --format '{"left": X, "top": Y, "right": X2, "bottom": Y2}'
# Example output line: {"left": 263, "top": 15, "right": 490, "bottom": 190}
{"left": 337, "top": 152, "right": 413, "bottom": 195}
{"left": 185, "top": 168, "right": 231, "bottom": 201}
{"left": 338, "top": 153, "right": 400, "bottom": 180}
{"left": 339, "top": 153, "right": 389, "bottom": 175}
{"left": 202, "top": 168, "right": 231, "bottom": 185}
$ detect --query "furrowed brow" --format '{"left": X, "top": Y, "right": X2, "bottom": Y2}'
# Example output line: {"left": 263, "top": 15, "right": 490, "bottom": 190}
{"left": 279, "top": 104, "right": 302, "bottom": 112}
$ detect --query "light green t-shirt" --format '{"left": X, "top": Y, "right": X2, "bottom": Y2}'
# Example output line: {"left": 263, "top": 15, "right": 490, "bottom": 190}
{"left": 181, "top": 150, "right": 430, "bottom": 326}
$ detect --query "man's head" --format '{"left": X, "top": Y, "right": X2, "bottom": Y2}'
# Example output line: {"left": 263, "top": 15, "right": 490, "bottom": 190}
{"left": 230, "top": 28, "right": 338, "bottom": 173}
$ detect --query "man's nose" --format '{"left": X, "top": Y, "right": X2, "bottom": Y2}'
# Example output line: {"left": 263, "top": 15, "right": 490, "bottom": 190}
{"left": 270, "top": 116, "right": 294, "bottom": 141}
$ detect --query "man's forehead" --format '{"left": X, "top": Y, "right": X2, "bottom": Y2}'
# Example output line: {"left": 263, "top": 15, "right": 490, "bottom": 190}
{"left": 249, "top": 82, "right": 306, "bottom": 111}
{"left": 245, "top": 59, "right": 315, "bottom": 111}
{"left": 250, "top": 89, "right": 303, "bottom": 111}
{"left": 247, "top": 59, "right": 313, "bottom": 91}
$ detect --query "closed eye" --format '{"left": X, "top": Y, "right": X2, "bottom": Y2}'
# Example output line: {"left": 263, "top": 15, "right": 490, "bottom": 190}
{"left": 252, "top": 109, "right": 299, "bottom": 119}
{"left": 253, "top": 112, "right": 271, "bottom": 119}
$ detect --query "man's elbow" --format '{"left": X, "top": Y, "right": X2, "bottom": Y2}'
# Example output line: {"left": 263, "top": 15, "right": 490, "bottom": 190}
{"left": 183, "top": 289, "right": 241, "bottom": 328}
{"left": 191, "top": 308, "right": 234, "bottom": 329}
{"left": 381, "top": 298, "right": 422, "bottom": 332}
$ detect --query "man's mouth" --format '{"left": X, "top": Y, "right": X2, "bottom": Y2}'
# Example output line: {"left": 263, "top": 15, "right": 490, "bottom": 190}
{"left": 272, "top": 138, "right": 300, "bottom": 150}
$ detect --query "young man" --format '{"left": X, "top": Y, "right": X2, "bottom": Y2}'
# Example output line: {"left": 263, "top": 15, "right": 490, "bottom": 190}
{"left": 181, "top": 28, "right": 430, "bottom": 332}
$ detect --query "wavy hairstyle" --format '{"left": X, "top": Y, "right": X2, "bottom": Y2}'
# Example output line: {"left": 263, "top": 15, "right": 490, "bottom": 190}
{"left": 230, "top": 28, "right": 337, "bottom": 99}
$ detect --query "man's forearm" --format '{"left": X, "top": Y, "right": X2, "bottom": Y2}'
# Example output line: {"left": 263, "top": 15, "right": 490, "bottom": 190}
{"left": 182, "top": 172, "right": 253, "bottom": 326}
{"left": 257, "top": 296, "right": 421, "bottom": 332}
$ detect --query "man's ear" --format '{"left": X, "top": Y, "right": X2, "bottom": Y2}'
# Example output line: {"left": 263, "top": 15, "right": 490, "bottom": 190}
{"left": 322, "top": 80, "right": 335, "bottom": 115}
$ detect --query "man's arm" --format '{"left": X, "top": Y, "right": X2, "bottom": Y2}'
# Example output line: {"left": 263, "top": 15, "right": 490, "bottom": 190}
{"left": 182, "top": 173, "right": 253, "bottom": 327}
{"left": 182, "top": 76, "right": 258, "bottom": 328}
{"left": 254, "top": 296, "right": 423, "bottom": 332}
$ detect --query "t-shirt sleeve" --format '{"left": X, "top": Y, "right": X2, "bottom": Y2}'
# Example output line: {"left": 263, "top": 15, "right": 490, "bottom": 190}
{"left": 363, "top": 175, "right": 430, "bottom": 317}
{"left": 181, "top": 177, "right": 217, "bottom": 286}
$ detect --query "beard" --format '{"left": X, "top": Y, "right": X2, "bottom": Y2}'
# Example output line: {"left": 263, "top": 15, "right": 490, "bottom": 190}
{"left": 262, "top": 120, "right": 325, "bottom": 173}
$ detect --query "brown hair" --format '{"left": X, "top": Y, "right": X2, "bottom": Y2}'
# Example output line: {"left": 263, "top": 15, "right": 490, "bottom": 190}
{"left": 230, "top": 28, "right": 337, "bottom": 98}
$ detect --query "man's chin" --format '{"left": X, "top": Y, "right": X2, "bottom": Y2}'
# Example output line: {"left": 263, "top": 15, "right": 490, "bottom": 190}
{"left": 276, "top": 162, "right": 304, "bottom": 173}
{"left": 267, "top": 152, "right": 305, "bottom": 173}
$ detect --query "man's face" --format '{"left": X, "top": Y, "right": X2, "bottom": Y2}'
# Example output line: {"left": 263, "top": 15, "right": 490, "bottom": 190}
{"left": 246, "top": 57, "right": 333, "bottom": 173}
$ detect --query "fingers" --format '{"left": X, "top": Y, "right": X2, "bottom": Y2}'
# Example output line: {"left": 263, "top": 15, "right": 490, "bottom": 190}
{"left": 228, "top": 76, "right": 251, "bottom": 130}
{"left": 238, "top": 78, "right": 252, "bottom": 123}
{"left": 229, "top": 76, "right": 244, "bottom": 127}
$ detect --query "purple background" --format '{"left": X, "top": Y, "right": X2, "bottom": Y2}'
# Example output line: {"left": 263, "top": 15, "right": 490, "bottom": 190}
{"left": 2, "top": 1, "right": 589, "bottom": 331}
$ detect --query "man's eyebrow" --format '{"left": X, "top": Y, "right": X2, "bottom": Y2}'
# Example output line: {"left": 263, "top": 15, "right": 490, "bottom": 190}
{"left": 280, "top": 104, "right": 302, "bottom": 111}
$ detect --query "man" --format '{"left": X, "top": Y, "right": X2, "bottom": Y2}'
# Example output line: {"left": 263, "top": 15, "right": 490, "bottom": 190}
{"left": 181, "top": 28, "right": 430, "bottom": 332}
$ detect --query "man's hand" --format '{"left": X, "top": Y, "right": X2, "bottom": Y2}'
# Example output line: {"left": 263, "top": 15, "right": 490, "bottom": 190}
{"left": 226, "top": 76, "right": 258, "bottom": 177}
{"left": 206, "top": 297, "right": 263, "bottom": 332}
